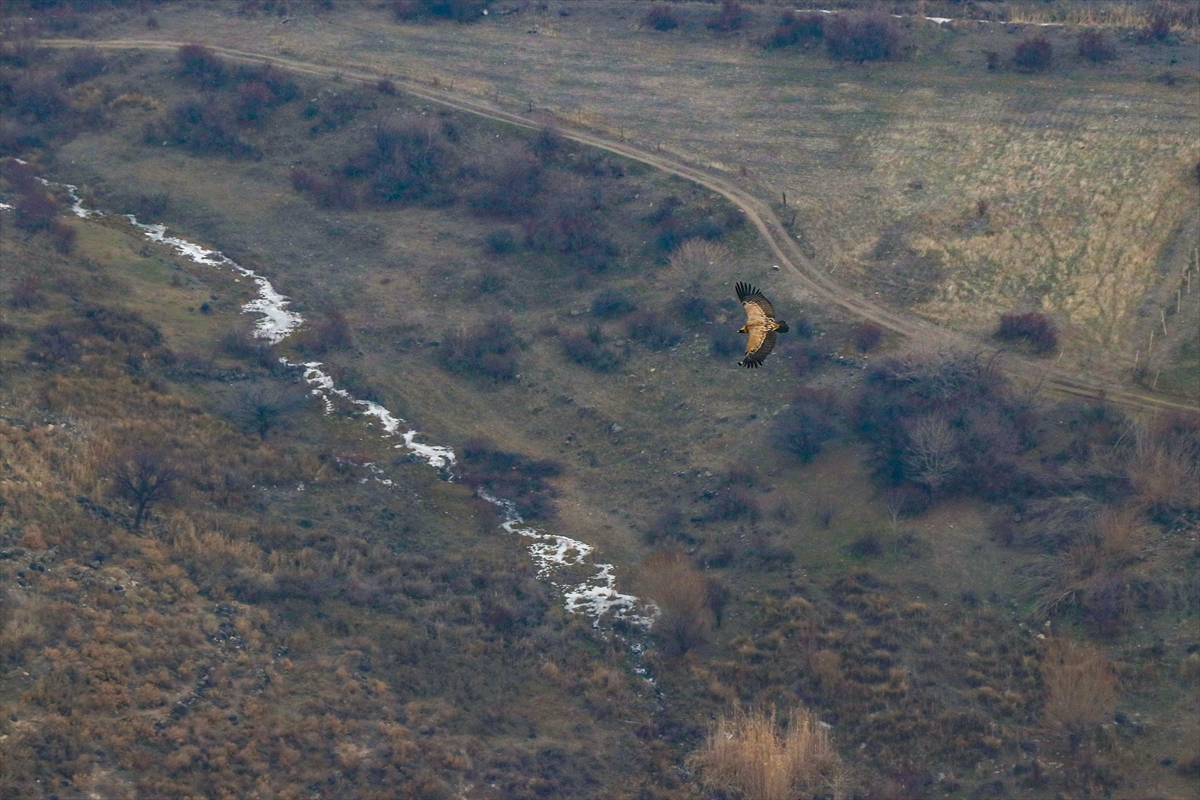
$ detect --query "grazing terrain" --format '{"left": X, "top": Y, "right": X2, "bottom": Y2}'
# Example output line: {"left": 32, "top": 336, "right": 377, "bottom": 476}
{"left": 2, "top": 2, "right": 1198, "bottom": 799}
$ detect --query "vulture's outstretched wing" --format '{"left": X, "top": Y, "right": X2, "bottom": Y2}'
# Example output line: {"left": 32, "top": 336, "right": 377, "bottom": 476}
{"left": 739, "top": 330, "right": 777, "bottom": 369}
{"left": 736, "top": 281, "right": 776, "bottom": 318}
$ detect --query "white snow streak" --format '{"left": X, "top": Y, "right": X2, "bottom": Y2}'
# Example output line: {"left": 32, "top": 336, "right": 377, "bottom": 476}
{"left": 33, "top": 172, "right": 649, "bottom": 627}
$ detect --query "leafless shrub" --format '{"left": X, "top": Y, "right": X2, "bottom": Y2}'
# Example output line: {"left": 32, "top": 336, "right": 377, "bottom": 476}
{"left": 626, "top": 311, "right": 682, "bottom": 351}
{"left": 689, "top": 705, "right": 843, "bottom": 800}
{"left": 442, "top": 316, "right": 519, "bottom": 382}
{"left": 706, "top": 0, "right": 752, "bottom": 33}
{"left": 765, "top": 11, "right": 825, "bottom": 49}
{"left": 561, "top": 326, "right": 626, "bottom": 372}
{"left": 49, "top": 219, "right": 75, "bottom": 254}
{"left": 60, "top": 46, "right": 106, "bottom": 86}
{"left": 903, "top": 415, "right": 961, "bottom": 495}
{"left": 9, "top": 272, "right": 44, "bottom": 309}
{"left": 225, "top": 382, "right": 309, "bottom": 439}
{"left": 1041, "top": 638, "right": 1118, "bottom": 737}
{"left": 108, "top": 446, "right": 182, "bottom": 530}
{"left": 825, "top": 12, "right": 902, "bottom": 62}
{"left": 289, "top": 167, "right": 358, "bottom": 210}
{"left": 643, "top": 550, "right": 712, "bottom": 655}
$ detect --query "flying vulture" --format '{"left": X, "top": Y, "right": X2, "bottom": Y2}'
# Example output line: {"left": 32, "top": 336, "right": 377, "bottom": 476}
{"left": 735, "top": 281, "right": 789, "bottom": 368}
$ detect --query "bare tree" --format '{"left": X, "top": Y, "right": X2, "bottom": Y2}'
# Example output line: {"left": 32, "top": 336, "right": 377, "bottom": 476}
{"left": 227, "top": 382, "right": 308, "bottom": 439}
{"left": 904, "top": 416, "right": 960, "bottom": 495}
{"left": 883, "top": 488, "right": 909, "bottom": 532}
{"left": 110, "top": 447, "right": 181, "bottom": 530}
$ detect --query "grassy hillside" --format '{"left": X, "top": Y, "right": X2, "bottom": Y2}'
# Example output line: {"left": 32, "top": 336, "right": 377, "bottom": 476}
{"left": 2, "top": 5, "right": 1199, "bottom": 799}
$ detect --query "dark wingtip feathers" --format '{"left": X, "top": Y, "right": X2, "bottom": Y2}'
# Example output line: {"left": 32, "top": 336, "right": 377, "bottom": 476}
{"left": 735, "top": 281, "right": 758, "bottom": 303}
{"left": 776, "top": 321, "right": 789, "bottom": 333}
{"left": 738, "top": 357, "right": 762, "bottom": 368}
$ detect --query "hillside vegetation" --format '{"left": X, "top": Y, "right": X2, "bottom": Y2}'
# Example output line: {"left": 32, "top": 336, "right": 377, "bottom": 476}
{"left": 2, "top": 4, "right": 1199, "bottom": 799}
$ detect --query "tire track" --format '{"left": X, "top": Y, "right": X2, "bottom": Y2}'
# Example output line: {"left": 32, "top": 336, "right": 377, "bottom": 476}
{"left": 41, "top": 38, "right": 1198, "bottom": 414}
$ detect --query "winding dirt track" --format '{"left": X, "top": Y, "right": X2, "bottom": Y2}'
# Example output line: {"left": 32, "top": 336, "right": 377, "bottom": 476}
{"left": 43, "top": 38, "right": 1199, "bottom": 414}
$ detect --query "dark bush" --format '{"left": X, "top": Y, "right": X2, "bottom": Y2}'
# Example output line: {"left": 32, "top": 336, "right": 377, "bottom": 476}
{"left": 290, "top": 167, "right": 359, "bottom": 210}
{"left": 393, "top": 0, "right": 487, "bottom": 23}
{"left": 847, "top": 531, "right": 883, "bottom": 558}
{"left": 700, "top": 487, "right": 759, "bottom": 524}
{"left": 468, "top": 144, "right": 543, "bottom": 217}
{"left": 1137, "top": 13, "right": 1172, "bottom": 43}
{"left": 49, "top": 219, "right": 76, "bottom": 254}
{"left": 14, "top": 186, "right": 60, "bottom": 231}
{"left": 226, "top": 381, "right": 309, "bottom": 439}
{"left": 765, "top": 11, "right": 825, "bottom": 49}
{"left": 26, "top": 321, "right": 80, "bottom": 366}
{"left": 6, "top": 74, "right": 69, "bottom": 123}
{"left": 644, "top": 6, "right": 680, "bottom": 31}
{"left": 773, "top": 391, "right": 841, "bottom": 463}
{"left": 60, "top": 47, "right": 106, "bottom": 86}
{"left": 294, "top": 309, "right": 353, "bottom": 355}
{"left": 484, "top": 228, "right": 516, "bottom": 256}
{"left": 1013, "top": 38, "right": 1053, "bottom": 72}
{"left": 150, "top": 97, "right": 261, "bottom": 159}
{"left": 710, "top": 327, "right": 743, "bottom": 360}
{"left": 442, "top": 317, "right": 519, "bottom": 381}
{"left": 626, "top": 311, "right": 683, "bottom": 351}
{"left": 362, "top": 117, "right": 460, "bottom": 205}
{"left": 825, "top": 13, "right": 901, "bottom": 62}
{"left": 523, "top": 188, "right": 618, "bottom": 273}
{"left": 377, "top": 79, "right": 398, "bottom": 96}
{"left": 706, "top": 0, "right": 751, "bottom": 33}
{"left": 9, "top": 273, "right": 43, "bottom": 309}
{"left": 996, "top": 312, "right": 1057, "bottom": 355}
{"left": 590, "top": 289, "right": 636, "bottom": 319}
{"left": 561, "top": 327, "right": 625, "bottom": 372}
{"left": 984, "top": 50, "right": 1000, "bottom": 70}
{"left": 177, "top": 43, "right": 227, "bottom": 88}
{"left": 852, "top": 322, "right": 884, "bottom": 353}
{"left": 677, "top": 294, "right": 712, "bottom": 325}
{"left": 1078, "top": 30, "right": 1116, "bottom": 63}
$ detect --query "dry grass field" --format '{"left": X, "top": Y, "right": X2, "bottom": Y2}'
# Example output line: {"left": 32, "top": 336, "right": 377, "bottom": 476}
{"left": 3, "top": 3, "right": 1199, "bottom": 798}
{"left": 70, "top": 0, "right": 1200, "bottom": 391}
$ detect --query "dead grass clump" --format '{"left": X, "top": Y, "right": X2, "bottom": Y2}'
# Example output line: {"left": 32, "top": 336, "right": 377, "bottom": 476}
{"left": 1041, "top": 638, "right": 1118, "bottom": 736}
{"left": 689, "top": 705, "right": 842, "bottom": 800}
{"left": 1127, "top": 414, "right": 1200, "bottom": 514}
{"left": 643, "top": 549, "right": 713, "bottom": 655}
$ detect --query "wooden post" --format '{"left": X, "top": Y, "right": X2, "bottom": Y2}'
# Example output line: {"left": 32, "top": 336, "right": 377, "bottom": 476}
{"left": 1133, "top": 349, "right": 1139, "bottom": 366}
{"left": 1178, "top": 289, "right": 1182, "bottom": 314}
{"left": 783, "top": 190, "right": 788, "bottom": 208}
{"left": 1153, "top": 369, "right": 1160, "bottom": 390}
{"left": 1161, "top": 308, "right": 1168, "bottom": 334}
{"left": 1149, "top": 329, "right": 1154, "bottom": 352}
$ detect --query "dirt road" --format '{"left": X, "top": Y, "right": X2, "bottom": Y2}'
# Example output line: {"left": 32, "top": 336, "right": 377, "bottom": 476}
{"left": 40, "top": 38, "right": 1200, "bottom": 414}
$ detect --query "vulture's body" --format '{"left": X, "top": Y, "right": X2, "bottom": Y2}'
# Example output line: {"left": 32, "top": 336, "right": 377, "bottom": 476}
{"left": 735, "top": 281, "right": 788, "bottom": 368}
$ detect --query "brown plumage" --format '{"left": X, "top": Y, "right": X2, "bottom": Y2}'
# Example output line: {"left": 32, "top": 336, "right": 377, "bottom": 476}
{"left": 735, "top": 281, "right": 789, "bottom": 368}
